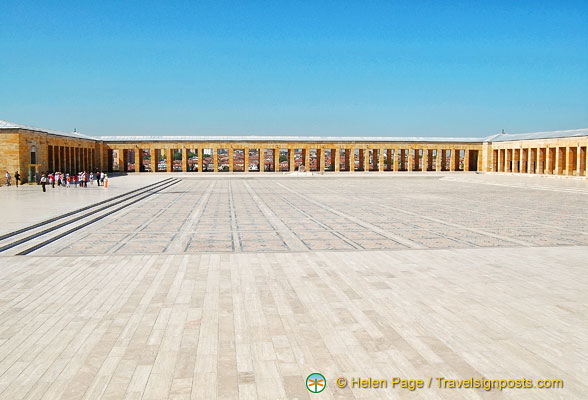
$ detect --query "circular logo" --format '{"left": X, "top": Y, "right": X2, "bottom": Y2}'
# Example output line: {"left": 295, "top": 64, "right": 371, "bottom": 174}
{"left": 306, "top": 373, "right": 326, "bottom": 393}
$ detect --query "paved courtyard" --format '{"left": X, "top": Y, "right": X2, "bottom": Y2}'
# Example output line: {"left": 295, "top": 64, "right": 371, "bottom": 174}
{"left": 0, "top": 174, "right": 587, "bottom": 399}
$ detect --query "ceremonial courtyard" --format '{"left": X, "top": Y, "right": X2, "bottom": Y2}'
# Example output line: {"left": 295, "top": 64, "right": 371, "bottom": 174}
{"left": 0, "top": 173, "right": 586, "bottom": 399}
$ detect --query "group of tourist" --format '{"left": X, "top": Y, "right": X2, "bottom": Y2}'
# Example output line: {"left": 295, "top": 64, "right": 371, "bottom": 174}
{"left": 38, "top": 171, "right": 108, "bottom": 192}
{"left": 4, "top": 170, "right": 108, "bottom": 192}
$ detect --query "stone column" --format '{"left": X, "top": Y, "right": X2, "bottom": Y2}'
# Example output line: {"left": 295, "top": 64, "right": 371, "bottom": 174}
{"left": 135, "top": 147, "right": 142, "bottom": 172}
{"left": 244, "top": 148, "right": 249, "bottom": 172}
{"left": 566, "top": 147, "right": 574, "bottom": 175}
{"left": 526, "top": 149, "right": 532, "bottom": 173}
{"left": 378, "top": 148, "right": 384, "bottom": 172}
{"left": 449, "top": 149, "right": 456, "bottom": 171}
{"left": 197, "top": 147, "right": 203, "bottom": 172}
{"left": 408, "top": 149, "right": 414, "bottom": 172}
{"left": 274, "top": 148, "right": 280, "bottom": 172}
{"left": 166, "top": 148, "right": 173, "bottom": 172}
{"left": 179, "top": 148, "right": 186, "bottom": 172}
{"left": 546, "top": 148, "right": 553, "bottom": 174}
{"left": 555, "top": 147, "right": 562, "bottom": 175}
{"left": 151, "top": 149, "right": 157, "bottom": 172}
{"left": 464, "top": 149, "right": 470, "bottom": 172}
{"left": 288, "top": 148, "right": 295, "bottom": 172}
{"left": 386, "top": 149, "right": 392, "bottom": 171}
{"left": 358, "top": 149, "right": 364, "bottom": 171}
{"left": 394, "top": 149, "right": 400, "bottom": 171}
{"left": 497, "top": 149, "right": 503, "bottom": 172}
{"left": 512, "top": 149, "right": 519, "bottom": 173}
{"left": 213, "top": 148, "right": 218, "bottom": 172}
{"left": 505, "top": 149, "right": 512, "bottom": 172}
{"left": 578, "top": 145, "right": 586, "bottom": 177}
{"left": 228, "top": 148, "right": 234, "bottom": 172}
{"left": 436, "top": 149, "right": 443, "bottom": 171}
{"left": 346, "top": 149, "right": 353, "bottom": 172}
{"left": 318, "top": 149, "right": 325, "bottom": 172}
{"left": 259, "top": 148, "right": 265, "bottom": 172}
{"left": 303, "top": 148, "right": 310, "bottom": 171}
{"left": 364, "top": 149, "right": 370, "bottom": 172}
{"left": 334, "top": 148, "right": 340, "bottom": 172}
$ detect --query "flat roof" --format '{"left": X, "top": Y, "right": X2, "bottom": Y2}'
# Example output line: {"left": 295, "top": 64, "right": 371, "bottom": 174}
{"left": 485, "top": 128, "right": 588, "bottom": 142}
{"left": 2, "top": 119, "right": 587, "bottom": 143}
{"left": 97, "top": 135, "right": 482, "bottom": 143}
{"left": 0, "top": 120, "right": 96, "bottom": 141}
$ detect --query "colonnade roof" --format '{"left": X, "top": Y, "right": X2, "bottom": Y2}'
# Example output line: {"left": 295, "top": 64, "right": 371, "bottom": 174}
{"left": 97, "top": 135, "right": 482, "bottom": 143}
{"left": 3, "top": 119, "right": 587, "bottom": 143}
{"left": 485, "top": 128, "right": 588, "bottom": 142}
{"left": 0, "top": 119, "right": 96, "bottom": 140}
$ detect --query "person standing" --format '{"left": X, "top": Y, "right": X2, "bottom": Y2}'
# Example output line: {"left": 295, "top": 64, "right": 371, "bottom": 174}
{"left": 14, "top": 171, "right": 20, "bottom": 188}
{"left": 5, "top": 171, "right": 11, "bottom": 186}
{"left": 49, "top": 173, "right": 55, "bottom": 188}
{"left": 40, "top": 173, "right": 47, "bottom": 192}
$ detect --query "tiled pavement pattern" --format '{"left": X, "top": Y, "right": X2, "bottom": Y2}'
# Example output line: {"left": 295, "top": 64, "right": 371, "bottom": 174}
{"left": 37, "top": 175, "right": 588, "bottom": 256}
{"left": 0, "top": 246, "right": 587, "bottom": 399}
{"left": 1, "top": 175, "right": 587, "bottom": 399}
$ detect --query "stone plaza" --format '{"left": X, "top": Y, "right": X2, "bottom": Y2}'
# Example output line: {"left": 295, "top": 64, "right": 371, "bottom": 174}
{"left": 0, "top": 173, "right": 586, "bottom": 399}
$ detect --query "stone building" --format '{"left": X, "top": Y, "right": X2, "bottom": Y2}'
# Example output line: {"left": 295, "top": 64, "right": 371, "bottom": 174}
{"left": 1, "top": 120, "right": 586, "bottom": 184}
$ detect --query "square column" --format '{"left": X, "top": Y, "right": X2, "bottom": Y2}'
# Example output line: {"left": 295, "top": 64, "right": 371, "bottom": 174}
{"left": 505, "top": 149, "right": 512, "bottom": 172}
{"left": 512, "top": 149, "right": 519, "bottom": 173}
{"left": 181, "top": 148, "right": 188, "bottom": 172}
{"left": 151, "top": 149, "right": 157, "bottom": 172}
{"left": 407, "top": 149, "right": 414, "bottom": 172}
{"left": 346, "top": 149, "right": 353, "bottom": 172}
{"left": 244, "top": 148, "right": 250, "bottom": 172}
{"left": 135, "top": 148, "right": 142, "bottom": 172}
{"left": 464, "top": 149, "right": 470, "bottom": 172}
{"left": 449, "top": 149, "right": 456, "bottom": 171}
{"left": 274, "top": 148, "right": 280, "bottom": 172}
{"left": 334, "top": 148, "right": 340, "bottom": 172}
{"left": 166, "top": 149, "right": 173, "bottom": 172}
{"left": 303, "top": 148, "right": 309, "bottom": 171}
{"left": 536, "top": 149, "right": 543, "bottom": 174}
{"left": 395, "top": 149, "right": 401, "bottom": 171}
{"left": 526, "top": 149, "right": 532, "bottom": 173}
{"left": 197, "top": 147, "right": 203, "bottom": 172}
{"left": 545, "top": 148, "right": 553, "bottom": 174}
{"left": 288, "top": 148, "right": 295, "bottom": 172}
{"left": 555, "top": 147, "right": 562, "bottom": 175}
{"left": 363, "top": 149, "right": 369, "bottom": 171}
{"left": 318, "top": 149, "right": 325, "bottom": 172}
{"left": 259, "top": 148, "right": 265, "bottom": 172}
{"left": 436, "top": 149, "right": 443, "bottom": 171}
{"left": 578, "top": 146, "right": 586, "bottom": 177}
{"left": 213, "top": 148, "right": 218, "bottom": 172}
{"left": 378, "top": 148, "right": 384, "bottom": 172}
{"left": 566, "top": 147, "right": 574, "bottom": 175}
{"left": 229, "top": 148, "right": 234, "bottom": 172}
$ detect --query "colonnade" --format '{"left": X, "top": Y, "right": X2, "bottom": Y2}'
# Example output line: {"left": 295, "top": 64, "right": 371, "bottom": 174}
{"left": 105, "top": 143, "right": 483, "bottom": 173}
{"left": 491, "top": 143, "right": 587, "bottom": 177}
{"left": 48, "top": 144, "right": 96, "bottom": 173}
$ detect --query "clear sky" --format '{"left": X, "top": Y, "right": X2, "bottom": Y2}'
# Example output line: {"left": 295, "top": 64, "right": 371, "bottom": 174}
{"left": 1, "top": 1, "right": 587, "bottom": 138}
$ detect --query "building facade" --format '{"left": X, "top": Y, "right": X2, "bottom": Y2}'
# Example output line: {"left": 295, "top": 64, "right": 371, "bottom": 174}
{"left": 1, "top": 120, "right": 587, "bottom": 184}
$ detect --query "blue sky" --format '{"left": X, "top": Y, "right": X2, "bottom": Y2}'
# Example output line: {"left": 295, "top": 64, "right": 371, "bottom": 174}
{"left": 1, "top": 1, "right": 587, "bottom": 137}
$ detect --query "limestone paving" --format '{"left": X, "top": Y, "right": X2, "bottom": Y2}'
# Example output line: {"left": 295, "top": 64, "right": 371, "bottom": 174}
{"left": 0, "top": 174, "right": 586, "bottom": 399}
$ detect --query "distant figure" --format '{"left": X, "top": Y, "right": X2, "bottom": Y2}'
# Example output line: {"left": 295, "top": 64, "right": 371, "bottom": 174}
{"left": 5, "top": 171, "right": 10, "bottom": 186}
{"left": 14, "top": 171, "right": 20, "bottom": 187}
{"left": 40, "top": 173, "right": 47, "bottom": 192}
{"left": 49, "top": 173, "right": 55, "bottom": 188}
{"left": 96, "top": 171, "right": 101, "bottom": 186}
